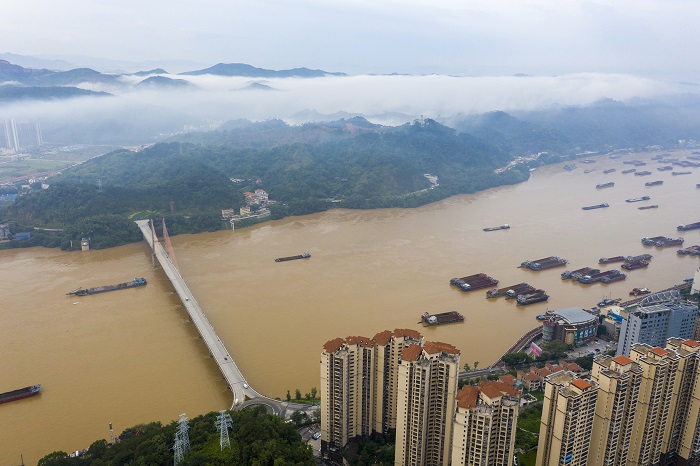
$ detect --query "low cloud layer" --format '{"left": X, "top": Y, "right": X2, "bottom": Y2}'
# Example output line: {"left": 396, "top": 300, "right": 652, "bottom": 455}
{"left": 0, "top": 72, "right": 684, "bottom": 144}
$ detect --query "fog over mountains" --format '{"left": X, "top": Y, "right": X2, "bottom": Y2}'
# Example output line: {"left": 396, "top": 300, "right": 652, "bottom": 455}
{"left": 0, "top": 54, "right": 697, "bottom": 147}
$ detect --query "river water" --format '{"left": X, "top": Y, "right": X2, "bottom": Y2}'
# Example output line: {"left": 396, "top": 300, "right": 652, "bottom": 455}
{"left": 1, "top": 151, "right": 698, "bottom": 464}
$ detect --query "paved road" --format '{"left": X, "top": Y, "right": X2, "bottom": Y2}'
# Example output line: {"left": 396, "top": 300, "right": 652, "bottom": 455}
{"left": 136, "top": 220, "right": 260, "bottom": 407}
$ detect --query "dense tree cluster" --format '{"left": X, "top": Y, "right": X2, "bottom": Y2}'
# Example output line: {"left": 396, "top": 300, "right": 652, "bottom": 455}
{"left": 37, "top": 408, "right": 313, "bottom": 466}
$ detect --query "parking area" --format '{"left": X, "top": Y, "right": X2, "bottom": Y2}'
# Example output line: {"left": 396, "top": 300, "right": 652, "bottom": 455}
{"left": 570, "top": 339, "right": 615, "bottom": 358}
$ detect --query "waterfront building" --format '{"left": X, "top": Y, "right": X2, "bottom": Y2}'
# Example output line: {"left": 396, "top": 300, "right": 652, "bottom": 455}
{"left": 616, "top": 291, "right": 698, "bottom": 356}
{"left": 588, "top": 355, "right": 643, "bottom": 466}
{"left": 395, "top": 341, "right": 460, "bottom": 466}
{"left": 692, "top": 267, "right": 700, "bottom": 295}
{"left": 320, "top": 336, "right": 375, "bottom": 463}
{"left": 450, "top": 381, "right": 520, "bottom": 466}
{"left": 541, "top": 307, "right": 598, "bottom": 347}
{"left": 372, "top": 328, "right": 423, "bottom": 434}
{"left": 536, "top": 371, "right": 599, "bottom": 466}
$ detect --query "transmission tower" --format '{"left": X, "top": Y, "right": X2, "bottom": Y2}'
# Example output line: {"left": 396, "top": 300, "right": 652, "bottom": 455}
{"left": 173, "top": 413, "right": 190, "bottom": 464}
{"left": 215, "top": 410, "right": 233, "bottom": 451}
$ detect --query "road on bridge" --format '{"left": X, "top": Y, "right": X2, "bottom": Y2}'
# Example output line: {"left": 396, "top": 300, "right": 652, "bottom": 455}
{"left": 136, "top": 219, "right": 261, "bottom": 407}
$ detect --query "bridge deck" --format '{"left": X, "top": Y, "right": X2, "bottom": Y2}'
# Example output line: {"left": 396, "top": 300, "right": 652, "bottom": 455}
{"left": 136, "top": 220, "right": 260, "bottom": 407}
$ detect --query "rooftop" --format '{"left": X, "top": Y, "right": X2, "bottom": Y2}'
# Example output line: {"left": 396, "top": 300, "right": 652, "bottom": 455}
{"left": 345, "top": 336, "right": 373, "bottom": 348}
{"left": 423, "top": 340, "right": 460, "bottom": 355}
{"left": 612, "top": 355, "right": 634, "bottom": 365}
{"left": 323, "top": 337, "right": 344, "bottom": 353}
{"left": 551, "top": 307, "right": 597, "bottom": 324}
{"left": 571, "top": 378, "right": 592, "bottom": 391}
{"left": 651, "top": 347, "right": 670, "bottom": 356}
{"left": 373, "top": 330, "right": 393, "bottom": 346}
{"left": 401, "top": 344, "right": 423, "bottom": 362}
{"left": 456, "top": 385, "right": 479, "bottom": 409}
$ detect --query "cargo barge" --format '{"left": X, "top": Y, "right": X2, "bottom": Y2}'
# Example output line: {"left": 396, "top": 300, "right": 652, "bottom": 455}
{"left": 486, "top": 282, "right": 530, "bottom": 298}
{"left": 625, "top": 254, "right": 652, "bottom": 262}
{"left": 520, "top": 256, "right": 568, "bottom": 271}
{"left": 596, "top": 182, "right": 615, "bottom": 189}
{"left": 599, "top": 256, "right": 625, "bottom": 264}
{"left": 678, "top": 222, "right": 700, "bottom": 231}
{"left": 562, "top": 267, "right": 600, "bottom": 280}
{"left": 645, "top": 180, "right": 664, "bottom": 186}
{"left": 450, "top": 273, "right": 499, "bottom": 291}
{"left": 421, "top": 311, "right": 464, "bottom": 326}
{"left": 642, "top": 236, "right": 684, "bottom": 247}
{"left": 67, "top": 278, "right": 147, "bottom": 296}
{"left": 625, "top": 196, "right": 650, "bottom": 202}
{"left": 602, "top": 168, "right": 616, "bottom": 174}
{"left": 677, "top": 246, "right": 700, "bottom": 256}
{"left": 672, "top": 171, "right": 692, "bottom": 175}
{"left": 630, "top": 287, "right": 651, "bottom": 296}
{"left": 582, "top": 203, "right": 609, "bottom": 210}
{"left": 622, "top": 169, "right": 636, "bottom": 174}
{"left": 657, "top": 166, "right": 673, "bottom": 171}
{"left": 621, "top": 260, "right": 649, "bottom": 270}
{"left": 505, "top": 284, "right": 537, "bottom": 299}
{"left": 274, "top": 252, "right": 310, "bottom": 262}
{"left": 483, "top": 224, "right": 510, "bottom": 232}
{"left": 578, "top": 269, "right": 626, "bottom": 284}
{"left": 639, "top": 205, "right": 658, "bottom": 210}
{"left": 634, "top": 171, "right": 652, "bottom": 176}
{"left": 0, "top": 384, "right": 41, "bottom": 404}
{"left": 516, "top": 290, "right": 549, "bottom": 305}
{"left": 564, "top": 164, "right": 576, "bottom": 171}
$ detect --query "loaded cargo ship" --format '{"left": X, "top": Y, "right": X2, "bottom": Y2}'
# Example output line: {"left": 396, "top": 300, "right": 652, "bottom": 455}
{"left": 622, "top": 168, "right": 636, "bottom": 174}
{"left": 0, "top": 384, "right": 41, "bottom": 404}
{"left": 421, "top": 311, "right": 464, "bottom": 326}
{"left": 483, "top": 224, "right": 510, "bottom": 232}
{"left": 625, "top": 196, "right": 650, "bottom": 202}
{"left": 516, "top": 290, "right": 549, "bottom": 305}
{"left": 274, "top": 252, "right": 310, "bottom": 262}
{"left": 678, "top": 222, "right": 700, "bottom": 231}
{"left": 596, "top": 182, "right": 615, "bottom": 189}
{"left": 642, "top": 236, "right": 684, "bottom": 247}
{"left": 645, "top": 180, "right": 664, "bottom": 186}
{"left": 639, "top": 205, "right": 658, "bottom": 210}
{"left": 67, "top": 278, "right": 147, "bottom": 296}
{"left": 582, "top": 203, "right": 609, "bottom": 210}
{"left": 450, "top": 273, "right": 499, "bottom": 291}
{"left": 599, "top": 256, "right": 625, "bottom": 264}
{"left": 520, "top": 256, "right": 568, "bottom": 271}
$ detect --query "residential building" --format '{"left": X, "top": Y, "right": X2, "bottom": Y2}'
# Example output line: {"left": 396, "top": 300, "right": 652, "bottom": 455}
{"left": 588, "top": 355, "right": 643, "bottom": 466}
{"left": 320, "top": 336, "right": 375, "bottom": 464}
{"left": 617, "top": 291, "right": 698, "bottom": 356}
{"left": 541, "top": 307, "right": 598, "bottom": 347}
{"left": 536, "top": 371, "right": 599, "bottom": 466}
{"left": 372, "top": 328, "right": 423, "bottom": 434}
{"left": 692, "top": 267, "right": 700, "bottom": 295}
{"left": 451, "top": 381, "right": 520, "bottom": 466}
{"left": 627, "top": 343, "right": 678, "bottom": 465}
{"left": 395, "top": 342, "right": 460, "bottom": 466}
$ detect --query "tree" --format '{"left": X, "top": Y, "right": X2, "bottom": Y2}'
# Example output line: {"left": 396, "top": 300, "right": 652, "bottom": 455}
{"left": 597, "top": 324, "right": 608, "bottom": 337}
{"left": 295, "top": 388, "right": 302, "bottom": 401}
{"left": 463, "top": 362, "right": 471, "bottom": 372}
{"left": 501, "top": 352, "right": 532, "bottom": 367}
{"left": 541, "top": 340, "right": 568, "bottom": 359}
{"left": 473, "top": 361, "right": 480, "bottom": 370}
{"left": 574, "top": 356, "right": 594, "bottom": 371}
{"left": 310, "top": 387, "right": 317, "bottom": 405}
{"left": 286, "top": 389, "right": 291, "bottom": 402}
{"left": 291, "top": 410, "right": 304, "bottom": 426}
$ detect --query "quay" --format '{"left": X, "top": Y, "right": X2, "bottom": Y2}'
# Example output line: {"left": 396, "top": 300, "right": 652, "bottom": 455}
{"left": 135, "top": 220, "right": 261, "bottom": 408}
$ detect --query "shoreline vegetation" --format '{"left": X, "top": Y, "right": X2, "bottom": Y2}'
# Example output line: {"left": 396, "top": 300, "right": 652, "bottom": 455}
{"left": 2, "top": 106, "right": 699, "bottom": 251}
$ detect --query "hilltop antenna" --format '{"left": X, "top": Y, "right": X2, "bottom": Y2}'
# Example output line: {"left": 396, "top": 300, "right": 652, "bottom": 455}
{"left": 215, "top": 410, "right": 233, "bottom": 451}
{"left": 109, "top": 422, "right": 114, "bottom": 445}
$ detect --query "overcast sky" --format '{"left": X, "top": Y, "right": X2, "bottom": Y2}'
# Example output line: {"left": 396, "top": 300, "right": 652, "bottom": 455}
{"left": 3, "top": 0, "right": 699, "bottom": 80}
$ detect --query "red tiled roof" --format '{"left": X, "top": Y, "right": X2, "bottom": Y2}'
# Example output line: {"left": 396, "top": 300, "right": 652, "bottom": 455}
{"left": 323, "top": 338, "right": 344, "bottom": 353}
{"left": 612, "top": 355, "right": 633, "bottom": 365}
{"left": 651, "top": 347, "right": 669, "bottom": 356}
{"left": 456, "top": 385, "right": 479, "bottom": 409}
{"left": 346, "top": 336, "right": 373, "bottom": 348}
{"left": 571, "top": 378, "right": 592, "bottom": 390}
{"left": 401, "top": 345, "right": 423, "bottom": 362}
{"left": 394, "top": 328, "right": 422, "bottom": 339}
{"left": 684, "top": 340, "right": 700, "bottom": 348}
{"left": 373, "top": 330, "right": 393, "bottom": 346}
{"left": 480, "top": 380, "right": 520, "bottom": 398}
{"left": 423, "top": 341, "right": 460, "bottom": 355}
{"left": 499, "top": 374, "right": 517, "bottom": 384}
{"left": 562, "top": 361, "right": 583, "bottom": 371}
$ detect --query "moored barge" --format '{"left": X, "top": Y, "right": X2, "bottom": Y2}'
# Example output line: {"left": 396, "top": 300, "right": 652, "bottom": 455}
{"left": 562, "top": 267, "right": 600, "bottom": 280}
{"left": 516, "top": 290, "right": 549, "bottom": 305}
{"left": 621, "top": 260, "right": 649, "bottom": 270}
{"left": 677, "top": 245, "right": 700, "bottom": 256}
{"left": 625, "top": 196, "right": 650, "bottom": 202}
{"left": 599, "top": 256, "right": 625, "bottom": 264}
{"left": 486, "top": 282, "right": 530, "bottom": 298}
{"left": 645, "top": 180, "right": 663, "bottom": 186}
{"left": 582, "top": 203, "right": 609, "bottom": 210}
{"left": 450, "top": 273, "right": 499, "bottom": 291}
{"left": 638, "top": 205, "right": 658, "bottom": 210}
{"left": 421, "top": 311, "right": 464, "bottom": 326}
{"left": 596, "top": 182, "right": 615, "bottom": 189}
{"left": 483, "top": 224, "right": 510, "bottom": 232}
{"left": 642, "top": 236, "right": 684, "bottom": 247}
{"left": 678, "top": 222, "right": 700, "bottom": 231}
{"left": 520, "top": 256, "right": 568, "bottom": 271}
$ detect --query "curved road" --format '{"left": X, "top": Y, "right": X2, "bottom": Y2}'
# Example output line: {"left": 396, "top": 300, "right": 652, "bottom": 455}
{"left": 136, "top": 220, "right": 262, "bottom": 407}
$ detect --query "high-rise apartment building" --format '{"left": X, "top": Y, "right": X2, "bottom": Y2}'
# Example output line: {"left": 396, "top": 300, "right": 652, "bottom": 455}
{"left": 660, "top": 338, "right": 700, "bottom": 465}
{"left": 320, "top": 335, "right": 376, "bottom": 463}
{"left": 628, "top": 343, "right": 679, "bottom": 465}
{"left": 588, "top": 355, "right": 643, "bottom": 466}
{"left": 450, "top": 381, "right": 520, "bottom": 466}
{"left": 617, "top": 291, "right": 698, "bottom": 356}
{"left": 394, "top": 341, "right": 460, "bottom": 466}
{"left": 536, "top": 371, "right": 599, "bottom": 466}
{"left": 373, "top": 329, "right": 423, "bottom": 434}
{"left": 0, "top": 119, "right": 42, "bottom": 152}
